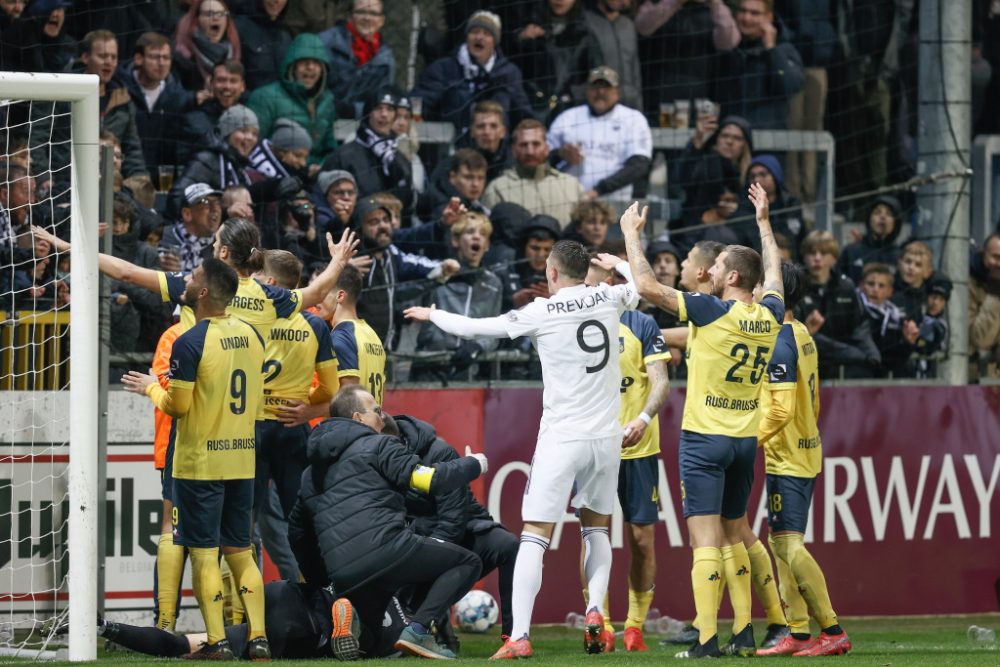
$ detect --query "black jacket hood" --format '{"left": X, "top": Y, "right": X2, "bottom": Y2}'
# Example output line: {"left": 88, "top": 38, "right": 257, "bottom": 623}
{"left": 307, "top": 417, "right": 384, "bottom": 465}
{"left": 394, "top": 414, "right": 439, "bottom": 457}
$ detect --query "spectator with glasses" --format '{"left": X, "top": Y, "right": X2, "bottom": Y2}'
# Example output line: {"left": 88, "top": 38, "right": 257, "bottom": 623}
{"left": 314, "top": 169, "right": 358, "bottom": 240}
{"left": 173, "top": 0, "right": 242, "bottom": 92}
{"left": 161, "top": 183, "right": 223, "bottom": 273}
{"left": 319, "top": 0, "right": 396, "bottom": 119}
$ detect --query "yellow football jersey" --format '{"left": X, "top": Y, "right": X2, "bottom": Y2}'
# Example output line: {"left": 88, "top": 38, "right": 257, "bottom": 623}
{"left": 619, "top": 310, "right": 672, "bottom": 459}
{"left": 677, "top": 290, "right": 784, "bottom": 437}
{"left": 261, "top": 311, "right": 338, "bottom": 419}
{"left": 166, "top": 314, "right": 265, "bottom": 481}
{"left": 332, "top": 319, "right": 387, "bottom": 405}
{"left": 761, "top": 320, "right": 822, "bottom": 477}
{"left": 158, "top": 272, "right": 302, "bottom": 339}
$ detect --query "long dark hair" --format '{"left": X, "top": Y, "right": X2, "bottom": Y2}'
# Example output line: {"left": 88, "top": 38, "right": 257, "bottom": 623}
{"left": 218, "top": 217, "right": 264, "bottom": 275}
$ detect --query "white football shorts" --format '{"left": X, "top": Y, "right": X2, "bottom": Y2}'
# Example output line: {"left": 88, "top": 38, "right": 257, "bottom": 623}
{"left": 521, "top": 432, "right": 622, "bottom": 522}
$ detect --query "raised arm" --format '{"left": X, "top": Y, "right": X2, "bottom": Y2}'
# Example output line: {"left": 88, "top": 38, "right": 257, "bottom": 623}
{"left": 298, "top": 229, "right": 359, "bottom": 309}
{"left": 404, "top": 305, "right": 511, "bottom": 339}
{"left": 749, "top": 183, "right": 783, "bottom": 297}
{"left": 619, "top": 202, "right": 680, "bottom": 314}
{"left": 99, "top": 253, "right": 165, "bottom": 294}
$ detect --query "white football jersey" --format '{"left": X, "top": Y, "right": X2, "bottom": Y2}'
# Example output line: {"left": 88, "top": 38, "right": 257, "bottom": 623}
{"left": 503, "top": 282, "right": 639, "bottom": 439}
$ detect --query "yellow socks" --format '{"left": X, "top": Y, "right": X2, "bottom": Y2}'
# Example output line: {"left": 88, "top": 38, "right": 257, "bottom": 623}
{"left": 770, "top": 533, "right": 838, "bottom": 630}
{"left": 769, "top": 534, "right": 809, "bottom": 634}
{"left": 224, "top": 550, "right": 266, "bottom": 640}
{"left": 747, "top": 539, "right": 786, "bottom": 626}
{"left": 691, "top": 547, "right": 722, "bottom": 644}
{"left": 189, "top": 547, "right": 226, "bottom": 644}
{"left": 721, "top": 543, "right": 752, "bottom": 632}
{"left": 626, "top": 587, "right": 655, "bottom": 631}
{"left": 156, "top": 533, "right": 186, "bottom": 631}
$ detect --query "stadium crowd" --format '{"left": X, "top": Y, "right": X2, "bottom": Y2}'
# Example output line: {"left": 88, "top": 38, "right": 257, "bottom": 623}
{"left": 1, "top": 0, "right": 999, "bottom": 382}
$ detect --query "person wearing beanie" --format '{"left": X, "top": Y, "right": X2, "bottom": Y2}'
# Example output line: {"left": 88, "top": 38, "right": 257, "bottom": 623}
{"left": 676, "top": 114, "right": 754, "bottom": 236}
{"left": 248, "top": 32, "right": 337, "bottom": 164}
{"left": 836, "top": 195, "right": 905, "bottom": 284}
{"left": 322, "top": 86, "right": 415, "bottom": 220}
{"left": 248, "top": 118, "right": 314, "bottom": 184}
{"left": 731, "top": 154, "right": 804, "bottom": 259}
{"left": 319, "top": 0, "right": 396, "bottom": 120}
{"left": 312, "top": 169, "right": 358, "bottom": 238}
{"left": 411, "top": 9, "right": 532, "bottom": 135}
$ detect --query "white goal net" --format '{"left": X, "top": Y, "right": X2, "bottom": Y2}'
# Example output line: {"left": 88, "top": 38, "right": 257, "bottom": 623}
{"left": 0, "top": 74, "right": 100, "bottom": 661}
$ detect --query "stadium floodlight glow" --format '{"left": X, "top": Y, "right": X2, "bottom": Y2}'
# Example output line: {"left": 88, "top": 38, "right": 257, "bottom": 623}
{"left": 0, "top": 71, "right": 100, "bottom": 662}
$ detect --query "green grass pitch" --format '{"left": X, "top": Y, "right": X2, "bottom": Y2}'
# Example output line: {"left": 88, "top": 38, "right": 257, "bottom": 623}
{"left": 29, "top": 614, "right": 1000, "bottom": 665}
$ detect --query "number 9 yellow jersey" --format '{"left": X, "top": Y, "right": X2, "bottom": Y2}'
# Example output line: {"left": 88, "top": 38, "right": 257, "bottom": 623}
{"left": 677, "top": 290, "right": 784, "bottom": 438}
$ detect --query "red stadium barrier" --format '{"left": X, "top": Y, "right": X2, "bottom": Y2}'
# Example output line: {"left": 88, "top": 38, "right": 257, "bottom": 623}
{"left": 384, "top": 385, "right": 1000, "bottom": 621}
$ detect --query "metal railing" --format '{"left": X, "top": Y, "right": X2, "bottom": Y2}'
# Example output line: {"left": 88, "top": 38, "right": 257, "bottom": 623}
{"left": 0, "top": 311, "right": 71, "bottom": 390}
{"left": 972, "top": 134, "right": 999, "bottom": 243}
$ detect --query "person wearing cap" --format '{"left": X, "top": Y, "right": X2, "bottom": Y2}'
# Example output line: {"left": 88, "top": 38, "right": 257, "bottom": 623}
{"left": 248, "top": 118, "right": 314, "bottom": 183}
{"left": 731, "top": 154, "right": 803, "bottom": 258}
{"left": 836, "top": 196, "right": 905, "bottom": 285}
{"left": 410, "top": 9, "right": 532, "bottom": 135}
{"left": 482, "top": 118, "right": 585, "bottom": 228}
{"left": 508, "top": 0, "right": 603, "bottom": 122}
{"left": 322, "top": 86, "right": 414, "bottom": 218}
{"left": 547, "top": 66, "right": 652, "bottom": 201}
{"left": 161, "top": 182, "right": 223, "bottom": 273}
{"left": 168, "top": 103, "right": 261, "bottom": 218}
{"left": 312, "top": 169, "right": 358, "bottom": 240}
{"left": 319, "top": 0, "right": 395, "bottom": 120}
{"left": 248, "top": 32, "right": 337, "bottom": 164}
{"left": 121, "top": 32, "right": 199, "bottom": 176}
{"left": 352, "top": 196, "right": 459, "bottom": 346}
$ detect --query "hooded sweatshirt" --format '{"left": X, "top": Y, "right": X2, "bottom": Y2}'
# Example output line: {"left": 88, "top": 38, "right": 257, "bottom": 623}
{"left": 837, "top": 195, "right": 904, "bottom": 284}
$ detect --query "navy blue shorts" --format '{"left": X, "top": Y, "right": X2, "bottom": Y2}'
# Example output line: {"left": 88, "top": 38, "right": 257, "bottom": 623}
{"left": 678, "top": 431, "right": 756, "bottom": 519}
{"left": 161, "top": 440, "right": 174, "bottom": 502}
{"left": 617, "top": 455, "right": 660, "bottom": 525}
{"left": 173, "top": 478, "right": 254, "bottom": 548}
{"left": 765, "top": 474, "right": 815, "bottom": 534}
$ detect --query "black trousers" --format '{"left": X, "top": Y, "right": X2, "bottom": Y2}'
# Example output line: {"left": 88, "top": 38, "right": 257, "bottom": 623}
{"left": 460, "top": 526, "right": 519, "bottom": 637}
{"left": 348, "top": 536, "right": 482, "bottom": 653}
{"left": 254, "top": 420, "right": 308, "bottom": 518}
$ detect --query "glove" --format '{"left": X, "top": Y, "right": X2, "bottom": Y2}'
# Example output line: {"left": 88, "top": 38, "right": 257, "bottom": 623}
{"left": 465, "top": 445, "right": 488, "bottom": 475}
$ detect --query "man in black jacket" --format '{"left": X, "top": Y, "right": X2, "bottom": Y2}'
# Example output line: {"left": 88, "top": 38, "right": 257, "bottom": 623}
{"left": 289, "top": 385, "right": 487, "bottom": 660}
{"left": 796, "top": 230, "right": 880, "bottom": 379}
{"left": 386, "top": 414, "right": 518, "bottom": 641}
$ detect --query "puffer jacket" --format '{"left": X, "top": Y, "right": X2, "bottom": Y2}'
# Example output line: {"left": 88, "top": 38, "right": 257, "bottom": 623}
{"left": 287, "top": 417, "right": 481, "bottom": 592}
{"left": 397, "top": 415, "right": 499, "bottom": 544}
{"left": 319, "top": 21, "right": 396, "bottom": 119}
{"left": 247, "top": 33, "right": 337, "bottom": 163}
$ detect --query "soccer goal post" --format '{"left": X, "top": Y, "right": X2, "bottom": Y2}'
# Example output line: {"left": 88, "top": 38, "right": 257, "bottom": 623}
{"left": 0, "top": 72, "right": 100, "bottom": 661}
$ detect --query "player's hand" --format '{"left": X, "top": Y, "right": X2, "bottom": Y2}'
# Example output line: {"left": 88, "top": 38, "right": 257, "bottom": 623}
{"left": 349, "top": 254, "right": 374, "bottom": 275}
{"left": 327, "top": 229, "right": 360, "bottom": 267}
{"left": 622, "top": 418, "right": 647, "bottom": 448}
{"left": 275, "top": 399, "right": 328, "bottom": 427}
{"left": 590, "top": 253, "right": 621, "bottom": 272}
{"left": 618, "top": 202, "right": 648, "bottom": 235}
{"left": 465, "top": 445, "right": 488, "bottom": 475}
{"left": 404, "top": 304, "right": 436, "bottom": 322}
{"left": 748, "top": 182, "right": 770, "bottom": 224}
{"left": 121, "top": 368, "right": 157, "bottom": 395}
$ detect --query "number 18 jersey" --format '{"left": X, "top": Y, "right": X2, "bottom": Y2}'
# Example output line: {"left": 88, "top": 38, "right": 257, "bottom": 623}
{"left": 678, "top": 290, "right": 784, "bottom": 438}
{"left": 502, "top": 282, "right": 639, "bottom": 440}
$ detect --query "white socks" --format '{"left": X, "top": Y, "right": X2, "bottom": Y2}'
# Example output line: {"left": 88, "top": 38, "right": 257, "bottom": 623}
{"left": 509, "top": 533, "right": 549, "bottom": 639}
{"left": 582, "top": 526, "right": 612, "bottom": 615}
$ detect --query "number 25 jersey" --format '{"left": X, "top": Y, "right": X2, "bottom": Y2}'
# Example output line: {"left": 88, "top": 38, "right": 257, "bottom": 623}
{"left": 502, "top": 282, "right": 639, "bottom": 440}
{"left": 678, "top": 290, "right": 784, "bottom": 438}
